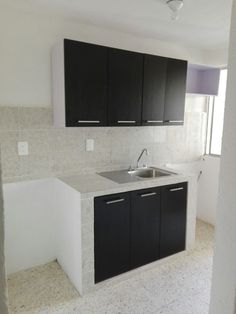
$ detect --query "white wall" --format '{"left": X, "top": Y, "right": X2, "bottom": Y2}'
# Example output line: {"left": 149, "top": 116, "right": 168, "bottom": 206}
{"left": 55, "top": 179, "right": 82, "bottom": 294}
{"left": 167, "top": 156, "right": 221, "bottom": 226}
{"left": 0, "top": 6, "right": 226, "bottom": 108}
{"left": 0, "top": 164, "right": 8, "bottom": 314}
{"left": 4, "top": 179, "right": 56, "bottom": 274}
{"left": 3, "top": 178, "right": 83, "bottom": 293}
{"left": 210, "top": 0, "right": 236, "bottom": 312}
{"left": 197, "top": 156, "right": 221, "bottom": 225}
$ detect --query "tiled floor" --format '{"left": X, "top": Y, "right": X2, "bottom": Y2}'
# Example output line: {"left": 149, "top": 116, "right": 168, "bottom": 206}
{"left": 8, "top": 220, "right": 214, "bottom": 314}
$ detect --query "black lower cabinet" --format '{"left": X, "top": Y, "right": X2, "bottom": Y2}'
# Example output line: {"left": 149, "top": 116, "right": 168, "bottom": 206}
{"left": 160, "top": 182, "right": 187, "bottom": 259}
{"left": 94, "top": 192, "right": 130, "bottom": 283}
{"left": 130, "top": 187, "right": 161, "bottom": 269}
{"left": 94, "top": 182, "right": 187, "bottom": 283}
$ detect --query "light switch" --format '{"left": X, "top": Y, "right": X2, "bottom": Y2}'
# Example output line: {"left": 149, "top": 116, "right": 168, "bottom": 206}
{"left": 86, "top": 139, "right": 94, "bottom": 152}
{"left": 18, "top": 142, "right": 29, "bottom": 156}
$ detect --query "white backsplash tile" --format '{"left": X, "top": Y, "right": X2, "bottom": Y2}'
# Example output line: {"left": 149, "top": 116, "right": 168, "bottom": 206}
{"left": 0, "top": 103, "right": 206, "bottom": 182}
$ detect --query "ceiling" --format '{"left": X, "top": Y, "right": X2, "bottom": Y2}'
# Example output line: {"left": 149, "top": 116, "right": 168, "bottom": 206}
{"left": 1, "top": 0, "right": 233, "bottom": 50}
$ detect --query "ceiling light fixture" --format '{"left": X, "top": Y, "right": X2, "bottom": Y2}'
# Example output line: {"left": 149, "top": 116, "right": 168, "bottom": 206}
{"left": 166, "top": 0, "right": 184, "bottom": 21}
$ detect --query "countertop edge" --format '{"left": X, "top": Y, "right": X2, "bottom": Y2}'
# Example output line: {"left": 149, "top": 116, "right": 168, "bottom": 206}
{"left": 58, "top": 167, "right": 198, "bottom": 199}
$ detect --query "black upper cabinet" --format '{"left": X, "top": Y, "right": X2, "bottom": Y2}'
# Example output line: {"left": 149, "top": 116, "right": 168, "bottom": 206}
{"left": 64, "top": 39, "right": 108, "bottom": 127}
{"left": 160, "top": 182, "right": 187, "bottom": 259}
{"left": 94, "top": 192, "right": 130, "bottom": 283}
{"left": 53, "top": 39, "right": 188, "bottom": 127}
{"left": 164, "top": 59, "right": 187, "bottom": 125}
{"left": 142, "top": 55, "right": 167, "bottom": 126}
{"left": 130, "top": 187, "right": 161, "bottom": 269}
{"left": 108, "top": 48, "right": 143, "bottom": 126}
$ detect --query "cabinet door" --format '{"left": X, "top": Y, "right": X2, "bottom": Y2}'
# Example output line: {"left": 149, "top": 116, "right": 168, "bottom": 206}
{"left": 94, "top": 192, "right": 130, "bottom": 283}
{"left": 160, "top": 182, "right": 187, "bottom": 258}
{"left": 164, "top": 59, "right": 187, "bottom": 125}
{"left": 64, "top": 39, "right": 108, "bottom": 127}
{"left": 108, "top": 48, "right": 143, "bottom": 126}
{"left": 130, "top": 187, "right": 161, "bottom": 269}
{"left": 142, "top": 55, "right": 167, "bottom": 126}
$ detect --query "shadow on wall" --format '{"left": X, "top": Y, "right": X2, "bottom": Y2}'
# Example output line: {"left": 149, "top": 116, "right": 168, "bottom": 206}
{"left": 0, "top": 155, "right": 9, "bottom": 314}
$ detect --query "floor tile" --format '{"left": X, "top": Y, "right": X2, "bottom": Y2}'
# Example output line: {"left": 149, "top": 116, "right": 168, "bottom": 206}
{"left": 8, "top": 220, "right": 214, "bottom": 314}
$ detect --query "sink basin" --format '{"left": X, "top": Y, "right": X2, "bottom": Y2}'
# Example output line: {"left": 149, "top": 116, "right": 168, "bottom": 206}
{"left": 129, "top": 168, "right": 172, "bottom": 179}
{"left": 98, "top": 167, "right": 176, "bottom": 184}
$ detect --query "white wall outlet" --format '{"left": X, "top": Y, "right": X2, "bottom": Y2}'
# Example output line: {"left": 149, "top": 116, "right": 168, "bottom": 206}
{"left": 86, "top": 139, "right": 94, "bottom": 152}
{"left": 18, "top": 142, "right": 29, "bottom": 156}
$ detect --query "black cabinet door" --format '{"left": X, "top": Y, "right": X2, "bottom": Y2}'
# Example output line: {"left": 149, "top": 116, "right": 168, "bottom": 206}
{"left": 108, "top": 48, "right": 143, "bottom": 126}
{"left": 94, "top": 192, "right": 130, "bottom": 283}
{"left": 142, "top": 55, "right": 167, "bottom": 126}
{"left": 130, "top": 187, "right": 161, "bottom": 269}
{"left": 160, "top": 182, "right": 187, "bottom": 258}
{"left": 64, "top": 39, "right": 108, "bottom": 127}
{"left": 164, "top": 59, "right": 187, "bottom": 125}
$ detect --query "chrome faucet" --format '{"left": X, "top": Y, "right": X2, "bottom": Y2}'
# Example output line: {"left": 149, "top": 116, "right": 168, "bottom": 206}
{"left": 136, "top": 148, "right": 149, "bottom": 169}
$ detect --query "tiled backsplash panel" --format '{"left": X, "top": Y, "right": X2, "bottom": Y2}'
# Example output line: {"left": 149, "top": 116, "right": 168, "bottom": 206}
{"left": 0, "top": 100, "right": 207, "bottom": 182}
{"left": 0, "top": 107, "right": 19, "bottom": 131}
{"left": 18, "top": 108, "right": 53, "bottom": 130}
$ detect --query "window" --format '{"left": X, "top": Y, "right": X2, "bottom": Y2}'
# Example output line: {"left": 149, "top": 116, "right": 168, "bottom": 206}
{"left": 205, "top": 69, "right": 228, "bottom": 156}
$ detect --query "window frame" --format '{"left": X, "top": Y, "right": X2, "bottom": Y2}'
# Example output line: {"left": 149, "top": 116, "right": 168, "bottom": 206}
{"left": 205, "top": 68, "right": 227, "bottom": 157}
{"left": 205, "top": 96, "right": 221, "bottom": 157}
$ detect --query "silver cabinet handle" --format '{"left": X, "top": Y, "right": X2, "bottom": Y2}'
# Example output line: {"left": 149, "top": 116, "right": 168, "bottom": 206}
{"left": 140, "top": 192, "right": 157, "bottom": 198}
{"left": 146, "top": 120, "right": 163, "bottom": 123}
{"left": 170, "top": 187, "right": 184, "bottom": 192}
{"left": 166, "top": 120, "right": 184, "bottom": 123}
{"left": 118, "top": 121, "right": 136, "bottom": 124}
{"left": 78, "top": 120, "right": 100, "bottom": 123}
{"left": 106, "top": 198, "right": 125, "bottom": 204}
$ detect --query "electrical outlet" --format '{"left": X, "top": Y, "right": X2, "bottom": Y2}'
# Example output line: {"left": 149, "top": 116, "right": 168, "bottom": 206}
{"left": 86, "top": 139, "right": 94, "bottom": 152}
{"left": 18, "top": 142, "right": 29, "bottom": 156}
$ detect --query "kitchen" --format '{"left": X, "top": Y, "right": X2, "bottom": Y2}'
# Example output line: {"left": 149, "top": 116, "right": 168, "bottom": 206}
{"left": 0, "top": 1, "right": 234, "bottom": 313}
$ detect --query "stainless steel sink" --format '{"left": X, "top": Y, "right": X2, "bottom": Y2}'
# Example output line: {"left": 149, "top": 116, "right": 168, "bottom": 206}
{"left": 128, "top": 168, "right": 172, "bottom": 179}
{"left": 98, "top": 167, "right": 176, "bottom": 184}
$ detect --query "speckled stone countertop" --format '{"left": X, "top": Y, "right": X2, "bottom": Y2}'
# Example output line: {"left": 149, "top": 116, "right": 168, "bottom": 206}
{"left": 59, "top": 166, "right": 196, "bottom": 199}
